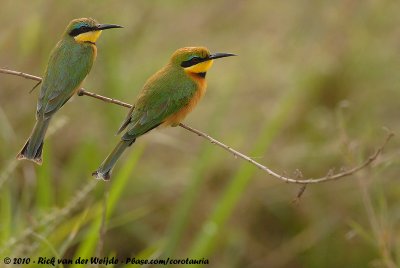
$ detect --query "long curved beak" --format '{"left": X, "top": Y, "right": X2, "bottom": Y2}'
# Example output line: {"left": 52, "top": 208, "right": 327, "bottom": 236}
{"left": 209, "top": 53, "right": 237, "bottom": 60}
{"left": 96, "top": 24, "right": 123, "bottom": 30}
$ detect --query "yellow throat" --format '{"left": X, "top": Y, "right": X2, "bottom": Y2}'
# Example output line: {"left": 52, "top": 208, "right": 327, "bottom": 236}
{"left": 184, "top": 60, "right": 214, "bottom": 74}
{"left": 74, "top": 30, "right": 102, "bottom": 43}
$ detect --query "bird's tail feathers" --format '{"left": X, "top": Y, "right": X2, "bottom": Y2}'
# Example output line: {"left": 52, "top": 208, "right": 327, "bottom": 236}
{"left": 16, "top": 118, "right": 50, "bottom": 165}
{"left": 92, "top": 139, "right": 135, "bottom": 180}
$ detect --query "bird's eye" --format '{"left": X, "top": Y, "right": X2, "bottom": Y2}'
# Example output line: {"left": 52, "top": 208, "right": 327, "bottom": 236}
{"left": 79, "top": 25, "right": 90, "bottom": 31}
{"left": 190, "top": 57, "right": 201, "bottom": 63}
{"left": 181, "top": 56, "right": 204, "bottom": 67}
{"left": 69, "top": 24, "right": 93, "bottom": 37}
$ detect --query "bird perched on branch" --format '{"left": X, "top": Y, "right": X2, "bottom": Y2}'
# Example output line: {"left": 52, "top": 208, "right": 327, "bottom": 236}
{"left": 17, "top": 18, "right": 123, "bottom": 164}
{"left": 93, "top": 47, "right": 235, "bottom": 180}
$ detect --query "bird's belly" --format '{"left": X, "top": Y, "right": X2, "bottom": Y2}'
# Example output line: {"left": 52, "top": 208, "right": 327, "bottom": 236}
{"left": 162, "top": 81, "right": 206, "bottom": 127}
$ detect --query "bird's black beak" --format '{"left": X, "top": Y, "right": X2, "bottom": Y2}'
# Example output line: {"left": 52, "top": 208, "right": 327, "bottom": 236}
{"left": 96, "top": 24, "right": 123, "bottom": 30}
{"left": 208, "top": 53, "right": 237, "bottom": 60}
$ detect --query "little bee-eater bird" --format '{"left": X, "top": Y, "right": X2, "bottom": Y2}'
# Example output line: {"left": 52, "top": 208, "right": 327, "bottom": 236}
{"left": 17, "top": 18, "right": 122, "bottom": 165}
{"left": 93, "top": 47, "right": 235, "bottom": 180}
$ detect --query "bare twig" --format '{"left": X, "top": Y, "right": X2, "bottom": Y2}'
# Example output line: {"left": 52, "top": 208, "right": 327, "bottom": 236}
{"left": 1, "top": 68, "right": 42, "bottom": 82}
{"left": 1, "top": 67, "right": 394, "bottom": 184}
{"left": 292, "top": 184, "right": 307, "bottom": 204}
{"left": 178, "top": 123, "right": 393, "bottom": 184}
{"left": 29, "top": 80, "right": 41, "bottom": 93}
{"left": 77, "top": 88, "right": 132, "bottom": 108}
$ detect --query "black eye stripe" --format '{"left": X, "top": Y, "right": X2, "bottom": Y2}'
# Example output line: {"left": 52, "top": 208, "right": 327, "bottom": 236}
{"left": 180, "top": 56, "right": 206, "bottom": 67}
{"left": 69, "top": 25, "right": 94, "bottom": 37}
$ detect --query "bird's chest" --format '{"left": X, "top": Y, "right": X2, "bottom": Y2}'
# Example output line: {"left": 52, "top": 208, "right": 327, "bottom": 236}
{"left": 90, "top": 44, "right": 97, "bottom": 60}
{"left": 163, "top": 77, "right": 207, "bottom": 127}
{"left": 71, "top": 44, "right": 96, "bottom": 64}
{"left": 186, "top": 78, "right": 206, "bottom": 112}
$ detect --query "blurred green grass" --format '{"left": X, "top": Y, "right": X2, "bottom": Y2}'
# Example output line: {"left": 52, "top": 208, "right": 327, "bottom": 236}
{"left": 1, "top": 1, "right": 400, "bottom": 267}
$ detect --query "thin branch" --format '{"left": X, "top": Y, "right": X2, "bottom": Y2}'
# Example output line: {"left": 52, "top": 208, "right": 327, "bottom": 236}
{"left": 179, "top": 123, "right": 393, "bottom": 184}
{"left": 1, "top": 67, "right": 394, "bottom": 184}
{"left": 29, "top": 80, "right": 41, "bottom": 93}
{"left": 0, "top": 68, "right": 42, "bottom": 82}
{"left": 77, "top": 88, "right": 132, "bottom": 108}
{"left": 292, "top": 184, "right": 307, "bottom": 204}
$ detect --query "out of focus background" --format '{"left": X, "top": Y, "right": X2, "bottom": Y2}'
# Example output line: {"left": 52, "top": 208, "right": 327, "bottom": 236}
{"left": 1, "top": 1, "right": 400, "bottom": 267}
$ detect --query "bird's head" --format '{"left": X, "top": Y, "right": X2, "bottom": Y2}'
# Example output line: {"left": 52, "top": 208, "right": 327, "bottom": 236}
{"left": 171, "top": 47, "right": 236, "bottom": 77}
{"left": 66, "top": 18, "right": 122, "bottom": 44}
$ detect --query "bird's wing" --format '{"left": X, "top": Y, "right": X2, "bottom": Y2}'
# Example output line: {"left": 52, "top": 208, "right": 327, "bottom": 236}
{"left": 121, "top": 73, "right": 196, "bottom": 141}
{"left": 36, "top": 42, "right": 94, "bottom": 119}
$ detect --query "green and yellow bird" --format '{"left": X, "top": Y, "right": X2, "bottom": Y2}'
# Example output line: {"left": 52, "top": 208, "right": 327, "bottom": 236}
{"left": 93, "top": 47, "right": 235, "bottom": 180}
{"left": 17, "top": 18, "right": 122, "bottom": 165}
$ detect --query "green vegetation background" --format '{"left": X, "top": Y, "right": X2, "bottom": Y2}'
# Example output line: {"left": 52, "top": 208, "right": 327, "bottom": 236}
{"left": 1, "top": 1, "right": 399, "bottom": 267}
